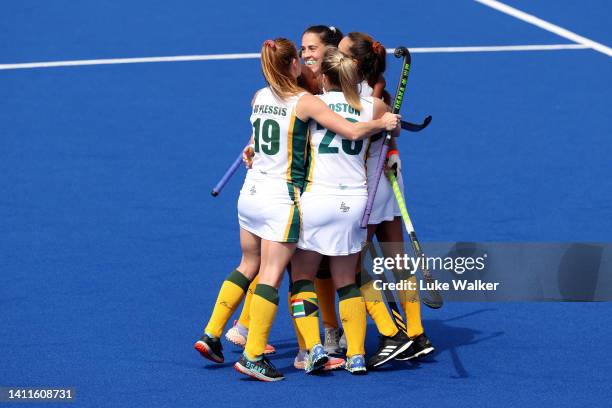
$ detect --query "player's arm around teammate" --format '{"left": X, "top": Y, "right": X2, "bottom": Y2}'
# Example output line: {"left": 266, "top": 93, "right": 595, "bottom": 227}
{"left": 232, "top": 38, "right": 399, "bottom": 382}
{"left": 237, "top": 26, "right": 357, "bottom": 364}
{"left": 305, "top": 32, "right": 401, "bottom": 358}
{"left": 296, "top": 25, "right": 350, "bottom": 360}
{"left": 228, "top": 26, "right": 344, "bottom": 358}
{"left": 290, "top": 47, "right": 400, "bottom": 375}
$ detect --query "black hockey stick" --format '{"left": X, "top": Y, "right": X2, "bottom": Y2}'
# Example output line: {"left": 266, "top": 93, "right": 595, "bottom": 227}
{"left": 401, "top": 115, "right": 432, "bottom": 132}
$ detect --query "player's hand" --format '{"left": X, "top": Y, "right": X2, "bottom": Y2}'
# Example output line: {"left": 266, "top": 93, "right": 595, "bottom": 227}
{"left": 381, "top": 112, "right": 401, "bottom": 131}
{"left": 242, "top": 144, "right": 254, "bottom": 169}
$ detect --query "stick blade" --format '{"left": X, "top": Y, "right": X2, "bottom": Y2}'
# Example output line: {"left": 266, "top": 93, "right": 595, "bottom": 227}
{"left": 401, "top": 115, "right": 432, "bottom": 132}
{"left": 394, "top": 46, "right": 409, "bottom": 58}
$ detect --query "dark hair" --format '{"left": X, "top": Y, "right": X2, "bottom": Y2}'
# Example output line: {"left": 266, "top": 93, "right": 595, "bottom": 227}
{"left": 346, "top": 32, "right": 386, "bottom": 86}
{"left": 303, "top": 25, "right": 343, "bottom": 47}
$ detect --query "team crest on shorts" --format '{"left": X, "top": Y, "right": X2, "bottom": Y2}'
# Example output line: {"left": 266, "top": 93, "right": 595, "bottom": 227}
{"left": 249, "top": 185, "right": 257, "bottom": 195}
{"left": 340, "top": 202, "right": 350, "bottom": 213}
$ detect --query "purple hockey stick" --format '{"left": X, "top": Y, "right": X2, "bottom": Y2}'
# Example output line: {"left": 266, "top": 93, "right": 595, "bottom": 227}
{"left": 211, "top": 153, "right": 244, "bottom": 197}
{"left": 360, "top": 47, "right": 412, "bottom": 228}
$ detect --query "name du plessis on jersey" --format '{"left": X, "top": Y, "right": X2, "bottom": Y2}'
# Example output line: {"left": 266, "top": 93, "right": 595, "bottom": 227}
{"left": 252, "top": 102, "right": 361, "bottom": 116}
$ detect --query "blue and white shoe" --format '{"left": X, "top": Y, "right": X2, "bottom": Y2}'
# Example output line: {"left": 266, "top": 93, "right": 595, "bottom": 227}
{"left": 305, "top": 344, "right": 329, "bottom": 373}
{"left": 345, "top": 354, "right": 367, "bottom": 375}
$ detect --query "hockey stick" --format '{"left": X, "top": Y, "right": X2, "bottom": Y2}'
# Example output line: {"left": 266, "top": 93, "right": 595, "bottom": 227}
{"left": 365, "top": 243, "right": 409, "bottom": 334}
{"left": 361, "top": 47, "right": 411, "bottom": 228}
{"left": 211, "top": 153, "right": 243, "bottom": 197}
{"left": 387, "top": 171, "right": 443, "bottom": 309}
{"left": 401, "top": 115, "right": 432, "bottom": 132}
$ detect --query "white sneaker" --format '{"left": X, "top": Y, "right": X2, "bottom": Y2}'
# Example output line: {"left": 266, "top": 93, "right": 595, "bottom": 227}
{"left": 225, "top": 320, "right": 248, "bottom": 346}
{"left": 324, "top": 327, "right": 342, "bottom": 355}
{"left": 339, "top": 331, "right": 347, "bottom": 352}
{"left": 225, "top": 320, "right": 276, "bottom": 354}
{"left": 293, "top": 349, "right": 308, "bottom": 370}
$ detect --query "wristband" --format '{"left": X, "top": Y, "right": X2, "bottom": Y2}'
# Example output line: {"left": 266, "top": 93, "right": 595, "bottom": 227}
{"left": 386, "top": 149, "right": 399, "bottom": 159}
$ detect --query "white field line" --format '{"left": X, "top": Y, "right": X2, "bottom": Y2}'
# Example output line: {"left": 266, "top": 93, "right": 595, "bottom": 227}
{"left": 474, "top": 0, "right": 612, "bottom": 57}
{"left": 392, "top": 44, "right": 587, "bottom": 53}
{"left": 0, "top": 43, "right": 589, "bottom": 71}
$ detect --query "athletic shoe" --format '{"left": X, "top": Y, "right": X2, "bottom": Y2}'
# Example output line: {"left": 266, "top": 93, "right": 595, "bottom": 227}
{"left": 325, "top": 356, "right": 346, "bottom": 370}
{"left": 294, "top": 349, "right": 345, "bottom": 371}
{"left": 395, "top": 333, "right": 435, "bottom": 361}
{"left": 224, "top": 320, "right": 276, "bottom": 354}
{"left": 366, "top": 330, "right": 413, "bottom": 369}
{"left": 344, "top": 354, "right": 367, "bottom": 375}
{"left": 234, "top": 353, "right": 284, "bottom": 382}
{"left": 194, "top": 334, "right": 224, "bottom": 363}
{"left": 305, "top": 344, "right": 329, "bottom": 373}
{"left": 338, "top": 330, "right": 347, "bottom": 352}
{"left": 225, "top": 320, "right": 248, "bottom": 346}
{"left": 293, "top": 349, "right": 309, "bottom": 370}
{"left": 324, "top": 327, "right": 343, "bottom": 355}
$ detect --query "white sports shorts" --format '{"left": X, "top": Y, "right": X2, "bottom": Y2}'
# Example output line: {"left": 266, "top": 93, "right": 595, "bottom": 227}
{"left": 367, "top": 169, "right": 405, "bottom": 225}
{"left": 238, "top": 173, "right": 301, "bottom": 243}
{"left": 297, "top": 190, "right": 367, "bottom": 256}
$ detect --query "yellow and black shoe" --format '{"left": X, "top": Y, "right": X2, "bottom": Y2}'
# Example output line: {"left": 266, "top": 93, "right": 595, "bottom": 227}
{"left": 234, "top": 353, "right": 285, "bottom": 382}
{"left": 395, "top": 333, "right": 435, "bottom": 361}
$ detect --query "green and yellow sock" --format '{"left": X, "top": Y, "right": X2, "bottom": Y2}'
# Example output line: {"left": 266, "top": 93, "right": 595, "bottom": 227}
{"left": 360, "top": 279, "right": 399, "bottom": 337}
{"left": 290, "top": 280, "right": 321, "bottom": 350}
{"left": 244, "top": 284, "right": 279, "bottom": 360}
{"left": 237, "top": 275, "right": 259, "bottom": 329}
{"left": 288, "top": 283, "right": 306, "bottom": 350}
{"left": 204, "top": 269, "right": 251, "bottom": 338}
{"left": 338, "top": 284, "right": 366, "bottom": 357}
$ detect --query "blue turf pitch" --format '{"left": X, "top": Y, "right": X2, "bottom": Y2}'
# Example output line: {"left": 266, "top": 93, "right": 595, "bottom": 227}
{"left": 1, "top": 1, "right": 611, "bottom": 406}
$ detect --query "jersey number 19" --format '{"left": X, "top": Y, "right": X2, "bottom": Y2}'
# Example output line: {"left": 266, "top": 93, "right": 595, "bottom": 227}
{"left": 253, "top": 118, "right": 280, "bottom": 155}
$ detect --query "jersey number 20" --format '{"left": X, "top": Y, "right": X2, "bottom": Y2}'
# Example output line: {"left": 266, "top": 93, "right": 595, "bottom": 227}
{"left": 317, "top": 118, "right": 363, "bottom": 155}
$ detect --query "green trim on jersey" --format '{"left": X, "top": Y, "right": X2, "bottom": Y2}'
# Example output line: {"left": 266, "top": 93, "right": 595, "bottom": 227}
{"left": 287, "top": 114, "right": 309, "bottom": 189}
{"left": 282, "top": 182, "right": 301, "bottom": 243}
{"left": 303, "top": 136, "right": 315, "bottom": 192}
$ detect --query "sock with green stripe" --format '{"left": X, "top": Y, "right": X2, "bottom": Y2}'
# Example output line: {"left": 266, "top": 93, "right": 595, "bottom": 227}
{"left": 290, "top": 280, "right": 321, "bottom": 350}
{"left": 288, "top": 280, "right": 306, "bottom": 350}
{"left": 244, "top": 284, "right": 279, "bottom": 360}
{"left": 338, "top": 284, "right": 367, "bottom": 357}
{"left": 204, "top": 269, "right": 252, "bottom": 338}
